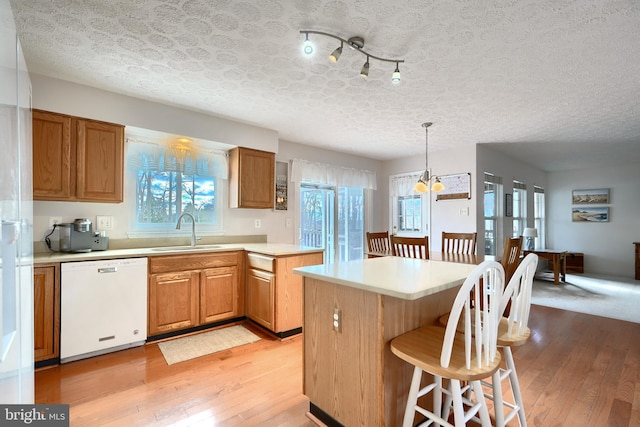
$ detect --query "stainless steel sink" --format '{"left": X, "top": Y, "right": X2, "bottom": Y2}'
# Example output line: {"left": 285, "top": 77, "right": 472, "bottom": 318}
{"left": 151, "top": 245, "right": 222, "bottom": 252}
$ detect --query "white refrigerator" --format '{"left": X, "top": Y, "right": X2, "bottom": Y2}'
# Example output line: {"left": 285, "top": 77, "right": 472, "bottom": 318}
{"left": 0, "top": 0, "right": 34, "bottom": 403}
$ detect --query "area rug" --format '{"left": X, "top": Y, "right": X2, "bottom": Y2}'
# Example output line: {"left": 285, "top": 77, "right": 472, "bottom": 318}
{"left": 158, "top": 325, "right": 260, "bottom": 365}
{"left": 531, "top": 274, "right": 640, "bottom": 324}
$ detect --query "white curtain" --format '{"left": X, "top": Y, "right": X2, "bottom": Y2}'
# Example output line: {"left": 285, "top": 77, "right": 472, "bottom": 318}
{"left": 290, "top": 158, "right": 377, "bottom": 190}
{"left": 390, "top": 173, "right": 422, "bottom": 197}
{"left": 127, "top": 137, "right": 229, "bottom": 179}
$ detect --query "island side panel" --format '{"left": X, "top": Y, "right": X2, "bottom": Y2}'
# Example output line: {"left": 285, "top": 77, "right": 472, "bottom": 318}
{"left": 304, "top": 277, "right": 384, "bottom": 427}
{"left": 381, "top": 286, "right": 461, "bottom": 426}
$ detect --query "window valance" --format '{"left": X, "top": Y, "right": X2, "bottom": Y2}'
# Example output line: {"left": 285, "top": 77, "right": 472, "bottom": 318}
{"left": 389, "top": 173, "right": 422, "bottom": 197}
{"left": 127, "top": 137, "right": 229, "bottom": 179}
{"left": 290, "top": 159, "right": 377, "bottom": 190}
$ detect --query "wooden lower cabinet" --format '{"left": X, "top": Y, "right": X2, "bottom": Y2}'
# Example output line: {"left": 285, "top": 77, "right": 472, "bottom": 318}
{"left": 34, "top": 265, "right": 59, "bottom": 362}
{"left": 246, "top": 251, "right": 324, "bottom": 335}
{"left": 201, "top": 266, "right": 241, "bottom": 324}
{"left": 148, "top": 252, "right": 243, "bottom": 337}
{"left": 148, "top": 271, "right": 200, "bottom": 335}
{"left": 246, "top": 268, "right": 275, "bottom": 330}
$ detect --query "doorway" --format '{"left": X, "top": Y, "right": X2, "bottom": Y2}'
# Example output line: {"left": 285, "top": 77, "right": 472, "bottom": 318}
{"left": 299, "top": 184, "right": 364, "bottom": 263}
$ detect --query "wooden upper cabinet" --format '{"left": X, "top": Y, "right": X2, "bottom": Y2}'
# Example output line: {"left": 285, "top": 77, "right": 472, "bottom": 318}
{"left": 229, "top": 147, "right": 275, "bottom": 209}
{"left": 75, "top": 118, "right": 124, "bottom": 202}
{"left": 32, "top": 110, "right": 124, "bottom": 203}
{"left": 32, "top": 111, "right": 73, "bottom": 200}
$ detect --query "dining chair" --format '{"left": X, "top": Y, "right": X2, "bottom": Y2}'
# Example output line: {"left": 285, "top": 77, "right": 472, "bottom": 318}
{"left": 442, "top": 231, "right": 477, "bottom": 254}
{"left": 390, "top": 260, "right": 505, "bottom": 427}
{"left": 366, "top": 231, "right": 390, "bottom": 254}
{"left": 483, "top": 252, "right": 538, "bottom": 427}
{"left": 390, "top": 235, "right": 429, "bottom": 259}
{"left": 501, "top": 236, "right": 523, "bottom": 284}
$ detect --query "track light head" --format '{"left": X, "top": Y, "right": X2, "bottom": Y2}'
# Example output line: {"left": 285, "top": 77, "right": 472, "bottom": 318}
{"left": 302, "top": 33, "right": 314, "bottom": 56}
{"left": 329, "top": 42, "right": 343, "bottom": 63}
{"left": 391, "top": 63, "right": 401, "bottom": 84}
{"left": 360, "top": 58, "right": 370, "bottom": 78}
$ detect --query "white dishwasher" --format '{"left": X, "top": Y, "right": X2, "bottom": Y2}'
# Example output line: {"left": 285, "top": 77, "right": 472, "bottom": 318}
{"left": 61, "top": 257, "right": 148, "bottom": 363}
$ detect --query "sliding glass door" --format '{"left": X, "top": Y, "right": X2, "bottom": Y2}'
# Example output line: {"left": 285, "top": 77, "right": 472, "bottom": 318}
{"left": 300, "top": 184, "right": 364, "bottom": 263}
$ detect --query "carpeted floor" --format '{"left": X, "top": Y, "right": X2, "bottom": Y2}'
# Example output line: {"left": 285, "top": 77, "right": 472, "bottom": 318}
{"left": 531, "top": 273, "right": 640, "bottom": 323}
{"left": 158, "top": 325, "right": 260, "bottom": 365}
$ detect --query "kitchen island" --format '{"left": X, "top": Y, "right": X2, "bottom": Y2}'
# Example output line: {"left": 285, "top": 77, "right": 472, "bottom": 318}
{"left": 294, "top": 256, "right": 478, "bottom": 427}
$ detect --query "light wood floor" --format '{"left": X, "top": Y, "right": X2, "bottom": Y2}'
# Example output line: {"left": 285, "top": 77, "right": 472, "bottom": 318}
{"left": 36, "top": 305, "right": 640, "bottom": 426}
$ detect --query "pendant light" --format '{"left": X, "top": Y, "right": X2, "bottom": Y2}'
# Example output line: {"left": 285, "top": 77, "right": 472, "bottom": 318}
{"left": 414, "top": 122, "right": 445, "bottom": 193}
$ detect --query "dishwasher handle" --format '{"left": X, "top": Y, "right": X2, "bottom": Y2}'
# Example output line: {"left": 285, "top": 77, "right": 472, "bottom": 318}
{"left": 98, "top": 267, "right": 118, "bottom": 273}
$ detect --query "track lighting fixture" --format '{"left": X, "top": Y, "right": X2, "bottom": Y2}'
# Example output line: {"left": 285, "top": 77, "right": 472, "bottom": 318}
{"left": 300, "top": 30, "right": 405, "bottom": 83}
{"left": 414, "top": 122, "right": 445, "bottom": 193}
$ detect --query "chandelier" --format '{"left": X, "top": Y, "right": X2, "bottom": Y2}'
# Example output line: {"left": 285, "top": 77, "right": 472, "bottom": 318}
{"left": 414, "top": 122, "right": 445, "bottom": 193}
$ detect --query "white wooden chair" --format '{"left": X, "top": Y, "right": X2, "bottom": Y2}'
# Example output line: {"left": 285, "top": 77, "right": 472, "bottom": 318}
{"left": 485, "top": 252, "right": 539, "bottom": 427}
{"left": 390, "top": 260, "right": 505, "bottom": 427}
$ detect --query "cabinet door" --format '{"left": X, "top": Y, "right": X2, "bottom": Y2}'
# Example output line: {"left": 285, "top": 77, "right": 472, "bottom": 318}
{"left": 34, "top": 266, "right": 57, "bottom": 362}
{"left": 32, "top": 110, "right": 72, "bottom": 200}
{"left": 148, "top": 271, "right": 199, "bottom": 336}
{"left": 246, "top": 268, "right": 275, "bottom": 330}
{"left": 274, "top": 252, "right": 324, "bottom": 333}
{"left": 200, "top": 266, "right": 241, "bottom": 324}
{"left": 229, "top": 147, "right": 275, "bottom": 208}
{"left": 75, "top": 118, "right": 124, "bottom": 202}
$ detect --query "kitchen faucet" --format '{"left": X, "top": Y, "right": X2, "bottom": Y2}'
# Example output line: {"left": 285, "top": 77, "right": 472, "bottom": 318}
{"left": 176, "top": 213, "right": 198, "bottom": 247}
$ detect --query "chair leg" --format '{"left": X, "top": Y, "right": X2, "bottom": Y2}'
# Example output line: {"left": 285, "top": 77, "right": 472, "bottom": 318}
{"left": 504, "top": 346, "right": 527, "bottom": 427}
{"left": 450, "top": 379, "right": 466, "bottom": 426}
{"left": 492, "top": 369, "right": 505, "bottom": 427}
{"left": 403, "top": 366, "right": 423, "bottom": 427}
{"left": 433, "top": 375, "right": 443, "bottom": 420}
{"left": 470, "top": 380, "right": 493, "bottom": 427}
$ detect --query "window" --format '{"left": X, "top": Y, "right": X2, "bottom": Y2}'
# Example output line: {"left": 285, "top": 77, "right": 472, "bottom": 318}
{"left": 390, "top": 173, "right": 428, "bottom": 236}
{"left": 135, "top": 171, "right": 218, "bottom": 226}
{"left": 397, "top": 195, "right": 422, "bottom": 233}
{"left": 127, "top": 138, "right": 228, "bottom": 234}
{"left": 512, "top": 180, "right": 527, "bottom": 238}
{"left": 534, "top": 186, "right": 545, "bottom": 249}
{"left": 483, "top": 173, "right": 502, "bottom": 255}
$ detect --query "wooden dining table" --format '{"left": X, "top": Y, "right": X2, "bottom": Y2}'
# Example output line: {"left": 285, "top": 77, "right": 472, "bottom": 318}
{"left": 366, "top": 249, "right": 481, "bottom": 265}
{"left": 523, "top": 249, "right": 567, "bottom": 284}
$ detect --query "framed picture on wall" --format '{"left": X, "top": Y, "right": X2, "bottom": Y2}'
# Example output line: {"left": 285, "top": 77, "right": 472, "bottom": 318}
{"left": 572, "top": 188, "right": 609, "bottom": 204}
{"left": 572, "top": 207, "right": 609, "bottom": 222}
{"left": 505, "top": 193, "right": 513, "bottom": 217}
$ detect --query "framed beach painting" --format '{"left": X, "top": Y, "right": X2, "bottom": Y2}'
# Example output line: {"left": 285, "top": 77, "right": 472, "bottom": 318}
{"left": 572, "top": 207, "right": 609, "bottom": 222}
{"left": 572, "top": 188, "right": 609, "bottom": 204}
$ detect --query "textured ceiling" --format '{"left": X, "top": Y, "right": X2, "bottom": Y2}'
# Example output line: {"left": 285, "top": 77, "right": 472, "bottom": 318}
{"left": 9, "top": 0, "right": 640, "bottom": 171}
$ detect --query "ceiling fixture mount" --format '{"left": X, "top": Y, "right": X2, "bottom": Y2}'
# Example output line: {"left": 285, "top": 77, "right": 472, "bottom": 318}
{"left": 414, "top": 122, "right": 445, "bottom": 193}
{"left": 300, "top": 30, "right": 405, "bottom": 84}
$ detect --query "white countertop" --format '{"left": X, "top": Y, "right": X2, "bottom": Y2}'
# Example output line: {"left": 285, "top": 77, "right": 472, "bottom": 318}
{"left": 294, "top": 256, "right": 478, "bottom": 300}
{"left": 34, "top": 243, "right": 324, "bottom": 264}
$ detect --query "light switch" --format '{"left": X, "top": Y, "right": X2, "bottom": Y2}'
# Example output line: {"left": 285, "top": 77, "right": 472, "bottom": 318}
{"left": 96, "top": 215, "right": 113, "bottom": 230}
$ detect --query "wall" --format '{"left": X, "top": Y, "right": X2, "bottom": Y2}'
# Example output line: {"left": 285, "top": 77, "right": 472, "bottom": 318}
{"left": 548, "top": 163, "right": 639, "bottom": 277}
{"left": 31, "top": 76, "right": 384, "bottom": 246}
{"left": 382, "top": 144, "right": 477, "bottom": 251}
{"left": 476, "top": 145, "right": 547, "bottom": 257}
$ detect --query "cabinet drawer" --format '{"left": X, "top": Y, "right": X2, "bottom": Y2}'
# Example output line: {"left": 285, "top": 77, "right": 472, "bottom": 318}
{"left": 247, "top": 253, "right": 275, "bottom": 273}
{"left": 150, "top": 252, "right": 240, "bottom": 273}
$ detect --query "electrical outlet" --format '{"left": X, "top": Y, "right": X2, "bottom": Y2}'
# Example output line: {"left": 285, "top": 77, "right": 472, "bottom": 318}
{"left": 254, "top": 219, "right": 261, "bottom": 228}
{"left": 96, "top": 215, "right": 113, "bottom": 230}
{"left": 332, "top": 307, "right": 342, "bottom": 332}
{"left": 49, "top": 216, "right": 63, "bottom": 228}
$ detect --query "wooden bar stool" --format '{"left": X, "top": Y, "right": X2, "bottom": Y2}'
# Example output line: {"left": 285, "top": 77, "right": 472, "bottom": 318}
{"left": 484, "top": 252, "right": 538, "bottom": 427}
{"left": 390, "top": 260, "right": 505, "bottom": 427}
